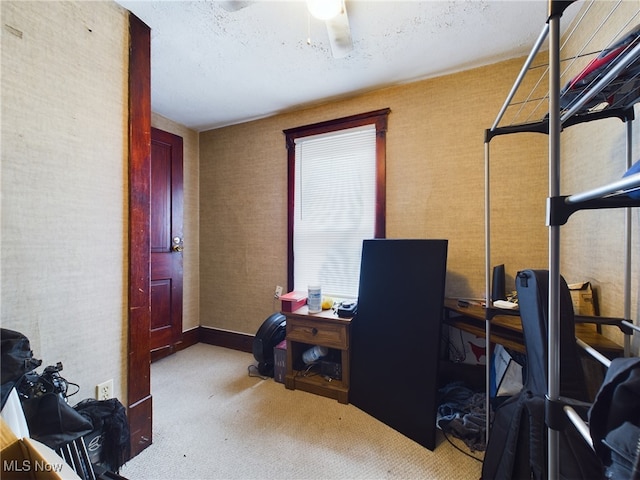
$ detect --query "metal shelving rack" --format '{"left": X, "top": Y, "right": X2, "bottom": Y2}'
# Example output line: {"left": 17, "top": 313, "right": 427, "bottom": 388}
{"left": 484, "top": 1, "right": 640, "bottom": 478}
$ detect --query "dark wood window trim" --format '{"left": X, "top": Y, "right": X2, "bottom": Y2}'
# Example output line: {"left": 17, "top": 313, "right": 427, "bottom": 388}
{"left": 283, "top": 108, "right": 390, "bottom": 291}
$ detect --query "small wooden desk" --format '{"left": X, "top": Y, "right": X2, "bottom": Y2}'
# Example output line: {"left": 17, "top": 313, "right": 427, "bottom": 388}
{"left": 443, "top": 298, "right": 623, "bottom": 358}
{"left": 283, "top": 306, "right": 352, "bottom": 404}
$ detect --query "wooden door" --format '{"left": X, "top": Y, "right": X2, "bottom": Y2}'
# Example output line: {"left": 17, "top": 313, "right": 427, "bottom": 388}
{"left": 150, "top": 127, "right": 183, "bottom": 360}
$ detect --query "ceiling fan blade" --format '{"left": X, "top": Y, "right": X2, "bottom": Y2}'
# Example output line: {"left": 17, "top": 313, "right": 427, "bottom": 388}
{"left": 325, "top": 5, "right": 353, "bottom": 58}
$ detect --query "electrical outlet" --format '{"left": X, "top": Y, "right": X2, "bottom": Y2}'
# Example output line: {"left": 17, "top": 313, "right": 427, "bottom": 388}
{"left": 275, "top": 285, "right": 283, "bottom": 299}
{"left": 96, "top": 379, "right": 113, "bottom": 401}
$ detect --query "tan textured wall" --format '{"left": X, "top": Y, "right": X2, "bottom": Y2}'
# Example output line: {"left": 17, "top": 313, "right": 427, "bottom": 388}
{"left": 199, "top": 58, "right": 550, "bottom": 335}
{"left": 200, "top": 2, "right": 640, "bottom": 349}
{"left": 3, "top": 0, "right": 634, "bottom": 371}
{"left": 199, "top": 118, "right": 290, "bottom": 334}
{"left": 151, "top": 113, "right": 200, "bottom": 333}
{"left": 559, "top": 1, "right": 640, "bottom": 347}
{"left": 1, "top": 1, "right": 129, "bottom": 400}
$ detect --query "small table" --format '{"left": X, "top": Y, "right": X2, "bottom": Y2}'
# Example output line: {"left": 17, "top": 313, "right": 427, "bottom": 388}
{"left": 283, "top": 306, "right": 352, "bottom": 404}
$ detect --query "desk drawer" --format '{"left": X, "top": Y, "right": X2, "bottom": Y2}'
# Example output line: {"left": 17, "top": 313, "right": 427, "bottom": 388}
{"left": 287, "top": 318, "right": 348, "bottom": 349}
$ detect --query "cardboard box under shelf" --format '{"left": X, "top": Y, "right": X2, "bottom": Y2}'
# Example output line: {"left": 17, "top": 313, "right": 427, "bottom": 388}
{"left": 568, "top": 281, "right": 598, "bottom": 316}
{"left": 273, "top": 339, "right": 287, "bottom": 384}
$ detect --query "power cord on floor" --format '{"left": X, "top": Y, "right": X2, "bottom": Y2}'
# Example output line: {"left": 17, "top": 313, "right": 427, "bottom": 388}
{"left": 446, "top": 328, "right": 467, "bottom": 363}
{"left": 441, "top": 429, "right": 484, "bottom": 463}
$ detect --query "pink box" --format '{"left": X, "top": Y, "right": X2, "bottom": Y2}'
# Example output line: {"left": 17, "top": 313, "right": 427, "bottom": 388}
{"left": 280, "top": 291, "right": 307, "bottom": 313}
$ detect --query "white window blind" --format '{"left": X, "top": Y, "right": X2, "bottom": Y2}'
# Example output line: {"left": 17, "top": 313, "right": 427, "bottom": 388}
{"left": 293, "top": 124, "right": 376, "bottom": 298}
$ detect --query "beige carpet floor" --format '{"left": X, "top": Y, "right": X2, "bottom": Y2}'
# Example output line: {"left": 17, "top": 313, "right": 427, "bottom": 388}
{"left": 120, "top": 343, "right": 483, "bottom": 480}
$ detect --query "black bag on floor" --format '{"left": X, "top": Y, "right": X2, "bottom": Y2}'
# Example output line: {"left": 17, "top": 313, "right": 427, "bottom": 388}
{"left": 481, "top": 269, "right": 603, "bottom": 480}
{"left": 1, "top": 328, "right": 42, "bottom": 409}
{"left": 20, "top": 391, "right": 94, "bottom": 449}
{"left": 75, "top": 398, "right": 131, "bottom": 473}
{"left": 252, "top": 313, "right": 286, "bottom": 377}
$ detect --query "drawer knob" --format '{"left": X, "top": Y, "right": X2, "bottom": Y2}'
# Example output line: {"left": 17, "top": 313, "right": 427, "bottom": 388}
{"left": 311, "top": 327, "right": 318, "bottom": 336}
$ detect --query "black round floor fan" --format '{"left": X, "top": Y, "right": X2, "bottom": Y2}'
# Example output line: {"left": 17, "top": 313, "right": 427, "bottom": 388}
{"left": 252, "top": 312, "right": 286, "bottom": 377}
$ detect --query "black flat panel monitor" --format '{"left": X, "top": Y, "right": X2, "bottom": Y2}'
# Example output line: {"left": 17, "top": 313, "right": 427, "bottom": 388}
{"left": 350, "top": 239, "right": 448, "bottom": 451}
{"left": 492, "top": 264, "right": 506, "bottom": 301}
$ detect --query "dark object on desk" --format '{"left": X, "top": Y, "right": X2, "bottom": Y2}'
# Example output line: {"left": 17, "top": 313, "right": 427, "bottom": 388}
{"left": 491, "top": 264, "right": 506, "bottom": 302}
{"left": 350, "top": 239, "right": 448, "bottom": 452}
{"left": 482, "top": 269, "right": 602, "bottom": 480}
{"left": 337, "top": 301, "right": 357, "bottom": 318}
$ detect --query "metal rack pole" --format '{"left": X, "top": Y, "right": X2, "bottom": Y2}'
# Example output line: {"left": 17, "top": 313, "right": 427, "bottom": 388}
{"left": 577, "top": 337, "right": 612, "bottom": 368}
{"left": 484, "top": 139, "right": 492, "bottom": 446}
{"left": 564, "top": 405, "right": 594, "bottom": 449}
{"left": 485, "top": 141, "right": 492, "bottom": 313}
{"left": 490, "top": 23, "right": 549, "bottom": 131}
{"left": 623, "top": 320, "right": 640, "bottom": 334}
{"left": 482, "top": 21, "right": 551, "bottom": 453}
{"left": 548, "top": 11, "right": 562, "bottom": 480}
{"left": 565, "top": 172, "right": 640, "bottom": 203}
{"left": 624, "top": 119, "right": 633, "bottom": 357}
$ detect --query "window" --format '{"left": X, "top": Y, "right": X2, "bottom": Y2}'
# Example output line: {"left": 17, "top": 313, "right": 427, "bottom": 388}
{"left": 284, "top": 109, "right": 389, "bottom": 298}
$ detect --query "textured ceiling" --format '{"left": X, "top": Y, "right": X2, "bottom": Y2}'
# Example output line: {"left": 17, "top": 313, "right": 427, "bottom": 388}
{"left": 115, "top": 0, "right": 581, "bottom": 132}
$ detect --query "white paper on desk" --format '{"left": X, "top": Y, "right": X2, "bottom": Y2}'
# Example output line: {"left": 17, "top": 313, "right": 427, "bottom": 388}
{"left": 493, "top": 300, "right": 519, "bottom": 310}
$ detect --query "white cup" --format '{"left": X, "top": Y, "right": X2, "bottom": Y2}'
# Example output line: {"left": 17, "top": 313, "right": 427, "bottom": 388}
{"left": 302, "top": 345, "right": 328, "bottom": 364}
{"left": 307, "top": 285, "right": 322, "bottom": 313}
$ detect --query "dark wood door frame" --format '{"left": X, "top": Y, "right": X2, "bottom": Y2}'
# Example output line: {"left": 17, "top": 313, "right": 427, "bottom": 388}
{"left": 127, "top": 12, "right": 152, "bottom": 458}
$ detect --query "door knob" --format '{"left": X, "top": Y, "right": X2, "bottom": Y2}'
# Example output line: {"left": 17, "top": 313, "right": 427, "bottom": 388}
{"left": 172, "top": 236, "right": 183, "bottom": 252}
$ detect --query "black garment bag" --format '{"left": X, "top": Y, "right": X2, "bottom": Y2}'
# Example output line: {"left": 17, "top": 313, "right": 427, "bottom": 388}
{"left": 482, "top": 269, "right": 603, "bottom": 479}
